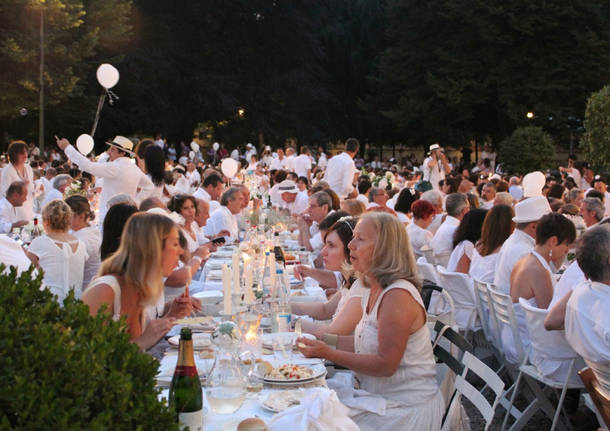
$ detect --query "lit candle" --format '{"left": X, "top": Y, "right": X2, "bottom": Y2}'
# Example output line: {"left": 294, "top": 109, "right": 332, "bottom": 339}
{"left": 222, "top": 264, "right": 232, "bottom": 315}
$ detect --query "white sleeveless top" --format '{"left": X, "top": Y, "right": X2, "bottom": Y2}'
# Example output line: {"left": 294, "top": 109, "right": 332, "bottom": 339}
{"left": 86, "top": 275, "right": 122, "bottom": 321}
{"left": 354, "top": 279, "right": 440, "bottom": 406}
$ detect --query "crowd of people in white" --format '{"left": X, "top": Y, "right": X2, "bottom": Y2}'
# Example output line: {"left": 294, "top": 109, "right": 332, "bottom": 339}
{"left": 0, "top": 135, "right": 608, "bottom": 430}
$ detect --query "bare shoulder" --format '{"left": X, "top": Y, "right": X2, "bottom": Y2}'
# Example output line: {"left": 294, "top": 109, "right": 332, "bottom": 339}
{"left": 82, "top": 282, "right": 115, "bottom": 307}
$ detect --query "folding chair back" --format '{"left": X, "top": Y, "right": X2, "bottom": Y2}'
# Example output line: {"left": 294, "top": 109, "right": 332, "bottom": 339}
{"left": 435, "top": 252, "right": 451, "bottom": 268}
{"left": 437, "top": 266, "right": 480, "bottom": 332}
{"left": 421, "top": 246, "right": 435, "bottom": 265}
{"left": 473, "top": 279, "right": 499, "bottom": 348}
{"left": 417, "top": 256, "right": 441, "bottom": 285}
{"left": 487, "top": 285, "right": 525, "bottom": 365}
{"left": 423, "top": 284, "right": 456, "bottom": 328}
{"left": 441, "top": 351, "right": 505, "bottom": 431}
{"left": 432, "top": 320, "right": 473, "bottom": 375}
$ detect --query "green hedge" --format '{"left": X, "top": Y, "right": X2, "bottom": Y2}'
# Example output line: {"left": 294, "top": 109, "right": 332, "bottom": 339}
{"left": 497, "top": 126, "right": 556, "bottom": 175}
{"left": 0, "top": 265, "right": 179, "bottom": 430}
{"left": 581, "top": 85, "right": 610, "bottom": 173}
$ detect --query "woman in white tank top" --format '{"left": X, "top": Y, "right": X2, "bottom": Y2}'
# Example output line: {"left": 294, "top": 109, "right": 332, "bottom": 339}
{"left": 297, "top": 213, "right": 443, "bottom": 431}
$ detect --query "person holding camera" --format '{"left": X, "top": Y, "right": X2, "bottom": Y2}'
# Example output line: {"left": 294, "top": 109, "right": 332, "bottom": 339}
{"left": 422, "top": 143, "right": 451, "bottom": 190}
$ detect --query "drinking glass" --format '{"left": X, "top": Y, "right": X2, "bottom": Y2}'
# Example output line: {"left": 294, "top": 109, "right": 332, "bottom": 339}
{"left": 272, "top": 334, "right": 293, "bottom": 362}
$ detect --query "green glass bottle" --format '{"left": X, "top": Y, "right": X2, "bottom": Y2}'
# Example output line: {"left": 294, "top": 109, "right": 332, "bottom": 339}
{"left": 169, "top": 327, "right": 203, "bottom": 431}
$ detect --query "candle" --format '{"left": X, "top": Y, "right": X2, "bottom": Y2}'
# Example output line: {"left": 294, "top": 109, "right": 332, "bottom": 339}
{"left": 270, "top": 253, "right": 276, "bottom": 287}
{"left": 222, "top": 264, "right": 232, "bottom": 315}
{"left": 244, "top": 257, "right": 254, "bottom": 303}
{"left": 232, "top": 249, "right": 240, "bottom": 293}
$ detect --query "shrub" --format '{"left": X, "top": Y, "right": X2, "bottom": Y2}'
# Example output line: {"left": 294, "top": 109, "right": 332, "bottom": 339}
{"left": 497, "top": 126, "right": 555, "bottom": 174}
{"left": 0, "top": 265, "right": 179, "bottom": 430}
{"left": 580, "top": 85, "right": 610, "bottom": 173}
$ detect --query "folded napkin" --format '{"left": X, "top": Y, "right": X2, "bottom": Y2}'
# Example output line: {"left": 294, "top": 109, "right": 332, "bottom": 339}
{"left": 268, "top": 387, "right": 359, "bottom": 431}
{"left": 326, "top": 372, "right": 386, "bottom": 416}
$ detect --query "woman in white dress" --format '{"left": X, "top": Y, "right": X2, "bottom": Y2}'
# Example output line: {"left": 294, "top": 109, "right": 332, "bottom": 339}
{"left": 65, "top": 195, "right": 101, "bottom": 290}
{"left": 506, "top": 213, "right": 577, "bottom": 374}
{"left": 469, "top": 204, "right": 514, "bottom": 283}
{"left": 298, "top": 212, "right": 443, "bottom": 431}
{"left": 292, "top": 217, "right": 365, "bottom": 337}
{"left": 168, "top": 194, "right": 208, "bottom": 256}
{"left": 26, "top": 200, "right": 88, "bottom": 302}
{"left": 135, "top": 141, "right": 167, "bottom": 201}
{"left": 406, "top": 199, "right": 435, "bottom": 256}
{"left": 0, "top": 141, "right": 34, "bottom": 220}
{"left": 446, "top": 208, "right": 487, "bottom": 273}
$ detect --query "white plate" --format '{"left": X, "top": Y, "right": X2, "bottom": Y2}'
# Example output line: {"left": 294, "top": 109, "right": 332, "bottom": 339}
{"left": 168, "top": 332, "right": 211, "bottom": 350}
{"left": 256, "top": 363, "right": 327, "bottom": 385}
{"left": 192, "top": 291, "right": 223, "bottom": 304}
{"left": 262, "top": 390, "right": 306, "bottom": 413}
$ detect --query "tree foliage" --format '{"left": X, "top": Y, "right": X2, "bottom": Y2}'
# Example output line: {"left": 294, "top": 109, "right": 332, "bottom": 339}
{"left": 497, "top": 126, "right": 555, "bottom": 174}
{"left": 0, "top": 265, "right": 177, "bottom": 430}
{"left": 580, "top": 86, "right": 610, "bottom": 173}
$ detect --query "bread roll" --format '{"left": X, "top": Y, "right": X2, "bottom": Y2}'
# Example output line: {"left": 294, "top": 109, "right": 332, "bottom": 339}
{"left": 237, "top": 418, "right": 268, "bottom": 431}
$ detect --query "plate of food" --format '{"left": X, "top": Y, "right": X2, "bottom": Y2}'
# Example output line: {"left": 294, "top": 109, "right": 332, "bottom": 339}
{"left": 262, "top": 390, "right": 306, "bottom": 413}
{"left": 168, "top": 332, "right": 212, "bottom": 350}
{"left": 255, "top": 362, "right": 326, "bottom": 385}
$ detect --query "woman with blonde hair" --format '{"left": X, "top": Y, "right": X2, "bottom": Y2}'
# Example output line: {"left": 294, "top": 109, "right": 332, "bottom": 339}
{"left": 298, "top": 212, "right": 443, "bottom": 430}
{"left": 82, "top": 213, "right": 194, "bottom": 350}
{"left": 27, "top": 199, "right": 88, "bottom": 302}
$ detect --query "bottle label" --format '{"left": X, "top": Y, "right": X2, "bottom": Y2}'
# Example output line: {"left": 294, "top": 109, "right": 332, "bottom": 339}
{"left": 174, "top": 365, "right": 198, "bottom": 377}
{"left": 178, "top": 410, "right": 203, "bottom": 431}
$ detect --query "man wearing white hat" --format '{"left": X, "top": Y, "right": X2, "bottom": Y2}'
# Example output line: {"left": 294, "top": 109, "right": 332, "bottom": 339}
{"left": 422, "top": 143, "right": 451, "bottom": 190}
{"left": 278, "top": 180, "right": 308, "bottom": 215}
{"left": 56, "top": 136, "right": 154, "bottom": 222}
{"left": 493, "top": 196, "right": 552, "bottom": 294}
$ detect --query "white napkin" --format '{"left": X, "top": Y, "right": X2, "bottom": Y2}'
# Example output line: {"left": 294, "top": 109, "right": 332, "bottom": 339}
{"left": 326, "top": 372, "right": 386, "bottom": 416}
{"left": 268, "top": 388, "right": 359, "bottom": 431}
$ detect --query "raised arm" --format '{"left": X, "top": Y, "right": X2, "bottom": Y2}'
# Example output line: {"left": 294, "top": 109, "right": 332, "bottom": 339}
{"left": 57, "top": 138, "right": 119, "bottom": 178}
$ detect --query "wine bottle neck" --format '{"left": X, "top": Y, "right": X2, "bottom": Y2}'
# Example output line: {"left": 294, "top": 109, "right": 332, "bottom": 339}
{"left": 177, "top": 339, "right": 196, "bottom": 367}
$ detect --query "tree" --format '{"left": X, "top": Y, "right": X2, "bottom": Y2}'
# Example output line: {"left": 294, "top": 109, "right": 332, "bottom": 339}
{"left": 368, "top": 0, "right": 610, "bottom": 147}
{"left": 0, "top": 0, "right": 132, "bottom": 143}
{"left": 580, "top": 85, "right": 610, "bottom": 173}
{"left": 497, "top": 126, "right": 555, "bottom": 174}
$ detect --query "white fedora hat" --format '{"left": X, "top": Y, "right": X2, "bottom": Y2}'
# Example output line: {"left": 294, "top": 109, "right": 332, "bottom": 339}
{"left": 278, "top": 179, "right": 298, "bottom": 194}
{"left": 512, "top": 196, "right": 551, "bottom": 223}
{"left": 106, "top": 136, "right": 134, "bottom": 155}
{"left": 429, "top": 143, "right": 441, "bottom": 152}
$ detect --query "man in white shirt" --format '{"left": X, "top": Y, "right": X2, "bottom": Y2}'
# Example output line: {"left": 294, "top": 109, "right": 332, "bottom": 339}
{"left": 185, "top": 162, "right": 201, "bottom": 188}
{"left": 593, "top": 177, "right": 610, "bottom": 217}
{"left": 206, "top": 187, "right": 241, "bottom": 242}
{"left": 282, "top": 147, "right": 296, "bottom": 172}
{"left": 480, "top": 182, "right": 496, "bottom": 209}
{"left": 430, "top": 193, "right": 469, "bottom": 256}
{"left": 0, "top": 181, "right": 28, "bottom": 233}
{"left": 270, "top": 148, "right": 285, "bottom": 171}
{"left": 422, "top": 143, "right": 451, "bottom": 190}
{"left": 323, "top": 138, "right": 359, "bottom": 199}
{"left": 40, "top": 167, "right": 56, "bottom": 195}
{"left": 356, "top": 177, "right": 372, "bottom": 206}
{"left": 297, "top": 191, "right": 332, "bottom": 254}
{"left": 56, "top": 136, "right": 154, "bottom": 222}
{"left": 245, "top": 143, "right": 257, "bottom": 161}
{"left": 493, "top": 196, "right": 552, "bottom": 294}
{"left": 580, "top": 197, "right": 604, "bottom": 228}
{"left": 41, "top": 174, "right": 71, "bottom": 208}
{"left": 193, "top": 173, "right": 223, "bottom": 213}
{"left": 278, "top": 180, "right": 308, "bottom": 215}
{"left": 421, "top": 189, "right": 444, "bottom": 234}
{"left": 293, "top": 147, "right": 312, "bottom": 179}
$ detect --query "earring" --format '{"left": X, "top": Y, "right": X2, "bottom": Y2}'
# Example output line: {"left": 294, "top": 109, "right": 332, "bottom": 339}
{"left": 549, "top": 249, "right": 553, "bottom": 259}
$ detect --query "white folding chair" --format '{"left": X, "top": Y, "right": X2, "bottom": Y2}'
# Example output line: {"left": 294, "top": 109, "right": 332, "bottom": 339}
{"left": 487, "top": 286, "right": 556, "bottom": 431}
{"left": 517, "top": 298, "right": 584, "bottom": 431}
{"left": 434, "top": 252, "right": 451, "bottom": 268}
{"left": 472, "top": 279, "right": 500, "bottom": 350}
{"left": 441, "top": 350, "right": 506, "bottom": 431}
{"left": 436, "top": 266, "right": 480, "bottom": 337}
{"left": 417, "top": 256, "right": 441, "bottom": 285}
{"left": 421, "top": 245, "right": 435, "bottom": 265}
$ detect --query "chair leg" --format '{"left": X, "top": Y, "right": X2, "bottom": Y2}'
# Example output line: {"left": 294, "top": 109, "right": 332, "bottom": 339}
{"left": 501, "top": 371, "right": 523, "bottom": 431}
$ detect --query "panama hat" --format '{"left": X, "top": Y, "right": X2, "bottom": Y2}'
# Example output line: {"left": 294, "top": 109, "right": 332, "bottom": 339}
{"left": 106, "top": 136, "right": 134, "bottom": 155}
{"left": 512, "top": 196, "right": 551, "bottom": 223}
{"left": 429, "top": 143, "right": 441, "bottom": 152}
{"left": 278, "top": 179, "right": 298, "bottom": 194}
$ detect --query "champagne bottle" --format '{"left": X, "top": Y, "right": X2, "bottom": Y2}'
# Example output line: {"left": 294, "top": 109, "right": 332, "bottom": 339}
{"left": 169, "top": 328, "right": 203, "bottom": 431}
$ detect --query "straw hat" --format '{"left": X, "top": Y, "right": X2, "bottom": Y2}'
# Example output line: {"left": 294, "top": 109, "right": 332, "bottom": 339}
{"left": 105, "top": 136, "right": 134, "bottom": 155}
{"left": 278, "top": 180, "right": 298, "bottom": 194}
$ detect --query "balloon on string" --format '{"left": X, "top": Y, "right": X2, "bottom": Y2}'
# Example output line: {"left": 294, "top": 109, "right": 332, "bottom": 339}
{"left": 190, "top": 142, "right": 200, "bottom": 152}
{"left": 76, "top": 134, "right": 95, "bottom": 155}
{"left": 221, "top": 158, "right": 238, "bottom": 178}
{"left": 213, "top": 142, "right": 220, "bottom": 151}
{"left": 189, "top": 150, "right": 195, "bottom": 160}
{"left": 96, "top": 64, "right": 120, "bottom": 89}
{"left": 522, "top": 171, "right": 545, "bottom": 197}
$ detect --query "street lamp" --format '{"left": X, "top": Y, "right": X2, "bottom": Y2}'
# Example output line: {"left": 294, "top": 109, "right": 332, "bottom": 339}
{"left": 237, "top": 108, "right": 245, "bottom": 118}
{"left": 526, "top": 111, "right": 534, "bottom": 119}
{"left": 39, "top": 0, "right": 45, "bottom": 152}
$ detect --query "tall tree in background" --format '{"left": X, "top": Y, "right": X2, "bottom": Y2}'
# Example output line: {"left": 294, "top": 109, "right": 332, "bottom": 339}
{"left": 368, "top": 0, "right": 610, "bottom": 147}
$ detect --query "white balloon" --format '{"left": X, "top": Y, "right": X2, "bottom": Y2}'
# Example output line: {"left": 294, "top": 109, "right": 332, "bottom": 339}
{"left": 190, "top": 141, "right": 200, "bottom": 152}
{"left": 189, "top": 150, "right": 195, "bottom": 160}
{"left": 522, "top": 171, "right": 546, "bottom": 197}
{"left": 221, "top": 157, "right": 238, "bottom": 178}
{"left": 213, "top": 142, "right": 220, "bottom": 151}
{"left": 96, "top": 64, "right": 120, "bottom": 89}
{"left": 76, "top": 134, "right": 94, "bottom": 155}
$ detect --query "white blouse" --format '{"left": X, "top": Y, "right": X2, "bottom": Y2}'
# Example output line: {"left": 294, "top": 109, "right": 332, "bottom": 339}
{"left": 406, "top": 222, "right": 433, "bottom": 255}
{"left": 446, "top": 240, "right": 474, "bottom": 272}
{"left": 72, "top": 226, "right": 102, "bottom": 289}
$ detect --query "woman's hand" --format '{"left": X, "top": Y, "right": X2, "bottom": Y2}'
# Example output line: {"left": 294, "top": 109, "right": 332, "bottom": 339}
{"left": 297, "top": 336, "right": 331, "bottom": 359}
{"left": 293, "top": 264, "right": 311, "bottom": 280}
{"left": 135, "top": 317, "right": 175, "bottom": 350}
{"left": 167, "top": 294, "right": 194, "bottom": 318}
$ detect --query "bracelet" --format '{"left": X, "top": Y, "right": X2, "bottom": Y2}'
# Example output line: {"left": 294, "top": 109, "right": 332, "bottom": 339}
{"left": 322, "top": 333, "right": 338, "bottom": 349}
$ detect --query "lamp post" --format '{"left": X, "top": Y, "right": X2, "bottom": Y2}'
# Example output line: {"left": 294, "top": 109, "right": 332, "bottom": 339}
{"left": 38, "top": 1, "right": 45, "bottom": 153}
